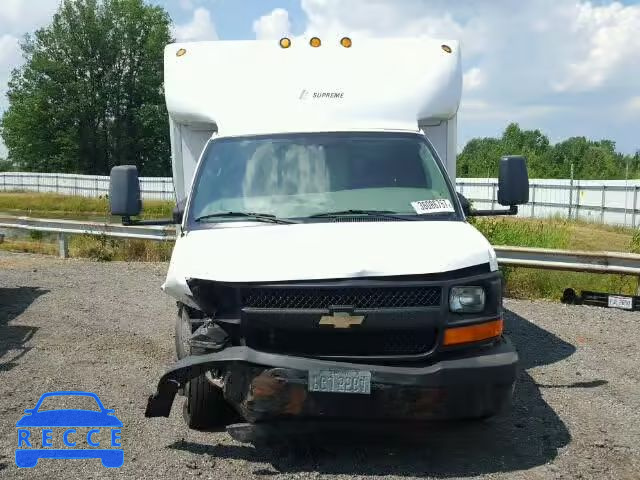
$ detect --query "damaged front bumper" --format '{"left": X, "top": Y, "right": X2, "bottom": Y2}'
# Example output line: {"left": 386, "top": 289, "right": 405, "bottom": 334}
{"left": 145, "top": 337, "right": 518, "bottom": 423}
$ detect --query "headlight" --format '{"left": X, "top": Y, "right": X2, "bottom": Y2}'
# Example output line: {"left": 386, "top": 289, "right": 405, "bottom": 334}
{"left": 449, "top": 286, "right": 485, "bottom": 313}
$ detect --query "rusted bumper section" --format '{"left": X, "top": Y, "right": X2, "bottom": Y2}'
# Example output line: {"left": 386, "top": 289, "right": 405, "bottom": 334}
{"left": 144, "top": 338, "right": 518, "bottom": 421}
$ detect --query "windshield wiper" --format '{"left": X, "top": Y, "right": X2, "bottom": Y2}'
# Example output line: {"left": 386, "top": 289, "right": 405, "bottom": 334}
{"left": 307, "top": 209, "right": 418, "bottom": 221}
{"left": 194, "top": 212, "right": 299, "bottom": 224}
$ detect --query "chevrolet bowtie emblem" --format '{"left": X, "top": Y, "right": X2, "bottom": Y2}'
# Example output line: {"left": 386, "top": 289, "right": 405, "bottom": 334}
{"left": 319, "top": 312, "right": 365, "bottom": 329}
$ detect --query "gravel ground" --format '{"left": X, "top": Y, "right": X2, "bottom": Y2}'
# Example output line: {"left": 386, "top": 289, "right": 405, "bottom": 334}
{"left": 0, "top": 251, "right": 639, "bottom": 479}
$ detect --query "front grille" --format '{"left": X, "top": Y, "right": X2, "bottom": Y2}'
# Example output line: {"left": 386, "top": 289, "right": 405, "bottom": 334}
{"left": 246, "top": 327, "right": 436, "bottom": 356}
{"left": 241, "top": 286, "right": 441, "bottom": 309}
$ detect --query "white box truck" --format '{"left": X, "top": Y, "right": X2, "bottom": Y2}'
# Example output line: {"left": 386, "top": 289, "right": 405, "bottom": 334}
{"left": 109, "top": 36, "right": 529, "bottom": 440}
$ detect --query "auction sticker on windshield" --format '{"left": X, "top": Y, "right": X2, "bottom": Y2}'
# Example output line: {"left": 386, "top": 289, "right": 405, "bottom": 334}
{"left": 411, "top": 199, "right": 455, "bottom": 215}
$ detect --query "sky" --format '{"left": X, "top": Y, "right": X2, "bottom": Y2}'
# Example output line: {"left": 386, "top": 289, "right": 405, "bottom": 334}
{"left": 1, "top": 0, "right": 639, "bottom": 158}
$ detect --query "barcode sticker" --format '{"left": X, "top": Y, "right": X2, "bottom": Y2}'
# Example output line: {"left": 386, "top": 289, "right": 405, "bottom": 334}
{"left": 411, "top": 199, "right": 455, "bottom": 215}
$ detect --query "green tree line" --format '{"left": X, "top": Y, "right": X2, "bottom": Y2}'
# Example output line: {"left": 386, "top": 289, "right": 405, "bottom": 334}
{"left": 0, "top": 0, "right": 171, "bottom": 176}
{"left": 457, "top": 123, "right": 640, "bottom": 180}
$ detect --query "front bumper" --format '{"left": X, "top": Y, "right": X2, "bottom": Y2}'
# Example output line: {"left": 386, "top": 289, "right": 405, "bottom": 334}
{"left": 145, "top": 336, "right": 518, "bottom": 422}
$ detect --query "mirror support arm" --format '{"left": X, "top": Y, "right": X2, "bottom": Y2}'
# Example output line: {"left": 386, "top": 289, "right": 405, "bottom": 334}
{"left": 468, "top": 205, "right": 518, "bottom": 217}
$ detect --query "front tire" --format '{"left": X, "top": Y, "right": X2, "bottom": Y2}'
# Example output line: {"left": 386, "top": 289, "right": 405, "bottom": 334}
{"left": 175, "top": 305, "right": 196, "bottom": 360}
{"left": 175, "top": 305, "right": 236, "bottom": 430}
{"left": 183, "top": 373, "right": 233, "bottom": 430}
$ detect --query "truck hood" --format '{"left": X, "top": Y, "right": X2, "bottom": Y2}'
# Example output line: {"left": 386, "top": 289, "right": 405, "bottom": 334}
{"left": 162, "top": 221, "right": 497, "bottom": 305}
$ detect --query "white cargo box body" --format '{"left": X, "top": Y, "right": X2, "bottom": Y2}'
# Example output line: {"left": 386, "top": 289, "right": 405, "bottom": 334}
{"left": 164, "top": 37, "right": 462, "bottom": 203}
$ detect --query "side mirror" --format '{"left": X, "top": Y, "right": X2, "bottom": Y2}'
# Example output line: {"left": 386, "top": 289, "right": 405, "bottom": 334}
{"left": 498, "top": 156, "right": 529, "bottom": 206}
{"left": 457, "top": 192, "right": 471, "bottom": 216}
{"left": 109, "top": 165, "right": 142, "bottom": 220}
{"left": 173, "top": 198, "right": 186, "bottom": 224}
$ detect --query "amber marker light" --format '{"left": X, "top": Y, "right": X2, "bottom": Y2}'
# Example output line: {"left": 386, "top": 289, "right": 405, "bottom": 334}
{"left": 340, "top": 37, "right": 352, "bottom": 48}
{"left": 280, "top": 37, "right": 292, "bottom": 49}
{"left": 176, "top": 48, "right": 187, "bottom": 57}
{"left": 443, "top": 319, "right": 503, "bottom": 346}
{"left": 310, "top": 37, "right": 322, "bottom": 47}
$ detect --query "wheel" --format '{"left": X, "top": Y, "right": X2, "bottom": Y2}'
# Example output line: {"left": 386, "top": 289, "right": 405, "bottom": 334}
{"left": 183, "top": 372, "right": 236, "bottom": 430}
{"left": 175, "top": 305, "right": 195, "bottom": 360}
{"left": 175, "top": 305, "right": 236, "bottom": 430}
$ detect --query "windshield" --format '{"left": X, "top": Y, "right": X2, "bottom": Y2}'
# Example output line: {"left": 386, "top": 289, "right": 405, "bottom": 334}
{"left": 187, "top": 132, "right": 458, "bottom": 224}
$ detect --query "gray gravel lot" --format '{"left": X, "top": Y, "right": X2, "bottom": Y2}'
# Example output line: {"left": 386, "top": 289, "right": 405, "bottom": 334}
{"left": 0, "top": 251, "right": 639, "bottom": 479}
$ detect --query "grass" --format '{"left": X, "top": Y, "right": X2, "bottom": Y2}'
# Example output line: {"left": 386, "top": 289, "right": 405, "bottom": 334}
{"left": 2, "top": 192, "right": 640, "bottom": 301}
{"left": 70, "top": 235, "right": 174, "bottom": 262}
{"left": 0, "top": 234, "right": 174, "bottom": 262}
{"left": 0, "top": 192, "right": 173, "bottom": 219}
{"left": 0, "top": 239, "right": 59, "bottom": 256}
{"left": 470, "top": 217, "right": 570, "bottom": 249}
{"left": 0, "top": 192, "right": 175, "bottom": 261}
{"left": 470, "top": 216, "right": 639, "bottom": 299}
{"left": 502, "top": 268, "right": 637, "bottom": 299}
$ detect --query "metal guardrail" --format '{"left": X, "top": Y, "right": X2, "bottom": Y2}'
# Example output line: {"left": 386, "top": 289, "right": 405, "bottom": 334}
{"left": 494, "top": 246, "right": 640, "bottom": 276}
{"left": 0, "top": 215, "right": 175, "bottom": 258}
{"left": 0, "top": 215, "right": 175, "bottom": 240}
{"left": 2, "top": 215, "right": 640, "bottom": 283}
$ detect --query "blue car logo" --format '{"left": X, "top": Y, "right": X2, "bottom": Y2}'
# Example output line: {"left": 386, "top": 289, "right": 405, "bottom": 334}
{"left": 15, "top": 391, "right": 123, "bottom": 468}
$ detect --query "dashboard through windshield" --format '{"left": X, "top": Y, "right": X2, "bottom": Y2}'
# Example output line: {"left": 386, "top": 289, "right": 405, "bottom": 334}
{"left": 186, "top": 132, "right": 461, "bottom": 226}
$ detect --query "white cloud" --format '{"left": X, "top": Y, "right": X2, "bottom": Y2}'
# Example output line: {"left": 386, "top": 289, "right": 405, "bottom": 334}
{"left": 0, "top": 0, "right": 61, "bottom": 96}
{"left": 460, "top": 99, "right": 489, "bottom": 111}
{"left": 299, "top": 0, "right": 487, "bottom": 55}
{"left": 0, "top": 34, "right": 21, "bottom": 104}
{"left": 173, "top": 7, "right": 218, "bottom": 42}
{"left": 282, "top": 0, "right": 640, "bottom": 153}
{"left": 0, "top": 35, "right": 22, "bottom": 157}
{"left": 463, "top": 67, "right": 484, "bottom": 92}
{"left": 552, "top": 2, "right": 640, "bottom": 93}
{"left": 0, "top": 0, "right": 60, "bottom": 35}
{"left": 0, "top": 0, "right": 61, "bottom": 157}
{"left": 298, "top": 0, "right": 640, "bottom": 95}
{"left": 253, "top": 8, "right": 291, "bottom": 40}
{"left": 626, "top": 96, "right": 640, "bottom": 115}
{"left": 460, "top": 101, "right": 566, "bottom": 122}
{"left": 0, "top": 35, "right": 20, "bottom": 67}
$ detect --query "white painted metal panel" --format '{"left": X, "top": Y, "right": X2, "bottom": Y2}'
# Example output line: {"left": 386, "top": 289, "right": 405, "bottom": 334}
{"left": 164, "top": 38, "right": 462, "bottom": 137}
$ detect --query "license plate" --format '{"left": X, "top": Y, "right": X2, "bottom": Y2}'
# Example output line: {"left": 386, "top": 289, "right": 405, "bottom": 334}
{"left": 608, "top": 295, "right": 633, "bottom": 310}
{"left": 308, "top": 369, "right": 371, "bottom": 394}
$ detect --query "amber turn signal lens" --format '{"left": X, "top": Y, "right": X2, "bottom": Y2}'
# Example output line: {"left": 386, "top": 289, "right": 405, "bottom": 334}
{"left": 176, "top": 48, "right": 187, "bottom": 57}
{"left": 310, "top": 37, "right": 321, "bottom": 47}
{"left": 280, "top": 37, "right": 291, "bottom": 48}
{"left": 443, "top": 319, "right": 503, "bottom": 346}
{"left": 340, "top": 37, "right": 352, "bottom": 48}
